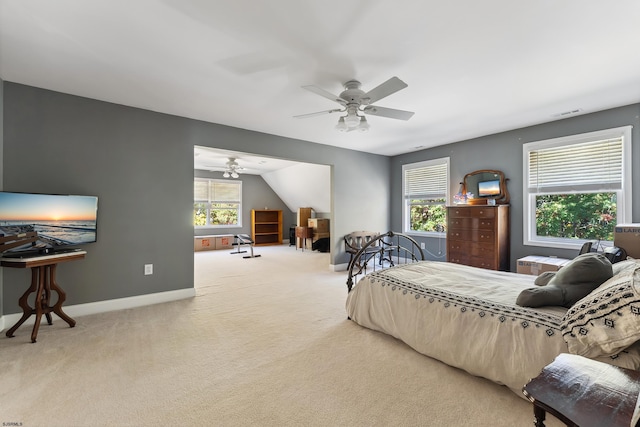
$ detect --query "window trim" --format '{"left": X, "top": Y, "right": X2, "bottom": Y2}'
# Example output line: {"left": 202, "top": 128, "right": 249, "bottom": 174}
{"left": 402, "top": 157, "right": 450, "bottom": 237}
{"left": 522, "top": 126, "right": 632, "bottom": 249}
{"left": 194, "top": 178, "right": 243, "bottom": 229}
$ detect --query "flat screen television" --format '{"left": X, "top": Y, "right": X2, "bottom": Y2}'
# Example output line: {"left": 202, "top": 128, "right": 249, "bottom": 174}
{"left": 477, "top": 179, "right": 501, "bottom": 198}
{"left": 0, "top": 191, "right": 98, "bottom": 257}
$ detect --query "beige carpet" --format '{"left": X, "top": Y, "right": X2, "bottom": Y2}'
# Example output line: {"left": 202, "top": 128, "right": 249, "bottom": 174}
{"left": 0, "top": 245, "right": 562, "bottom": 426}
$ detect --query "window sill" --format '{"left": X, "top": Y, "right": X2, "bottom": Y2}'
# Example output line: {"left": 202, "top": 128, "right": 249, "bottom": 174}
{"left": 405, "top": 231, "right": 446, "bottom": 238}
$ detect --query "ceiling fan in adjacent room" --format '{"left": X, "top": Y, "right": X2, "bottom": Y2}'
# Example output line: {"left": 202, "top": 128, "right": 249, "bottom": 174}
{"left": 294, "top": 76, "right": 414, "bottom": 132}
{"left": 223, "top": 158, "right": 244, "bottom": 178}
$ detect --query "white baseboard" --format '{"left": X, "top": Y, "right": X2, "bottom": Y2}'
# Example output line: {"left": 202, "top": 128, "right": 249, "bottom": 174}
{"left": 0, "top": 287, "right": 195, "bottom": 333}
{"left": 331, "top": 263, "right": 349, "bottom": 272}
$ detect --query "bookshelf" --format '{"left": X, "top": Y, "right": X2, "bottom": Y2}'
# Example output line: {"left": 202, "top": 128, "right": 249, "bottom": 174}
{"left": 251, "top": 209, "right": 283, "bottom": 246}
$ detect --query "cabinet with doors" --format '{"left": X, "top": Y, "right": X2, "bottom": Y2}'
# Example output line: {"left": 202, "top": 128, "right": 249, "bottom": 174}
{"left": 446, "top": 205, "right": 510, "bottom": 271}
{"left": 251, "top": 209, "right": 283, "bottom": 246}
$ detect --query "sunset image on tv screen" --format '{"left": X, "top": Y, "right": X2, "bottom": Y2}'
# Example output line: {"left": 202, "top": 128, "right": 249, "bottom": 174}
{"left": 0, "top": 192, "right": 98, "bottom": 251}
{"left": 478, "top": 180, "right": 500, "bottom": 197}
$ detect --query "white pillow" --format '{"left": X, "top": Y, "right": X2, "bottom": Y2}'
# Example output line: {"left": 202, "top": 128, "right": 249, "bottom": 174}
{"left": 612, "top": 257, "right": 638, "bottom": 276}
{"left": 560, "top": 264, "right": 640, "bottom": 358}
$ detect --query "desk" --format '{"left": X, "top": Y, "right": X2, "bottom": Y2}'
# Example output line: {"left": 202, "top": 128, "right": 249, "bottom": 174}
{"left": 1, "top": 251, "right": 85, "bottom": 343}
{"left": 523, "top": 353, "right": 640, "bottom": 427}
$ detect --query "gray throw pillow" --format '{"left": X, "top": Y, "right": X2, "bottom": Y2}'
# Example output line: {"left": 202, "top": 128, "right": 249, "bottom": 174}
{"left": 516, "top": 253, "right": 613, "bottom": 308}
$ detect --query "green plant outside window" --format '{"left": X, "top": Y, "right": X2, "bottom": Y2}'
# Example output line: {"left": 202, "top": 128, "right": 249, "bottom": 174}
{"left": 409, "top": 198, "right": 447, "bottom": 233}
{"left": 535, "top": 193, "right": 616, "bottom": 241}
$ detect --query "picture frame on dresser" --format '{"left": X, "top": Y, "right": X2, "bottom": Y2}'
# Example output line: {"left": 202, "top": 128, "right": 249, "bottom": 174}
{"left": 461, "top": 169, "right": 509, "bottom": 205}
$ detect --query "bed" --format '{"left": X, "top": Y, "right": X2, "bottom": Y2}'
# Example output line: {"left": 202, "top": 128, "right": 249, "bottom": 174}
{"left": 345, "top": 232, "right": 640, "bottom": 396}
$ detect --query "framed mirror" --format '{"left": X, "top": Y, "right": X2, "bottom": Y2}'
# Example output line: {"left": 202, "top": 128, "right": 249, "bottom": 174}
{"left": 462, "top": 170, "right": 509, "bottom": 205}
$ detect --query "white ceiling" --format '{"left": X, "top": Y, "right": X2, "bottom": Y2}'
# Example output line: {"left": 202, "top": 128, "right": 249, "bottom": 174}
{"left": 194, "top": 146, "right": 303, "bottom": 175}
{"left": 2, "top": 1, "right": 640, "bottom": 157}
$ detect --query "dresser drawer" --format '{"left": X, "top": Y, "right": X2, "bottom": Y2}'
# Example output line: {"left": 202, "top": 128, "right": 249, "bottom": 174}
{"left": 468, "top": 256, "right": 497, "bottom": 270}
{"left": 448, "top": 206, "right": 496, "bottom": 219}
{"left": 448, "top": 241, "right": 494, "bottom": 257}
{"left": 447, "top": 229, "right": 495, "bottom": 243}
{"left": 448, "top": 217, "right": 495, "bottom": 231}
{"left": 449, "top": 254, "right": 496, "bottom": 269}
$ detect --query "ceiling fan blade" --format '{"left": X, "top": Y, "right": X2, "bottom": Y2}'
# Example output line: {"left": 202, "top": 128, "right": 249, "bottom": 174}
{"left": 294, "top": 109, "right": 343, "bottom": 119}
{"left": 363, "top": 105, "right": 415, "bottom": 121}
{"left": 302, "top": 85, "right": 347, "bottom": 106}
{"left": 363, "top": 76, "right": 408, "bottom": 104}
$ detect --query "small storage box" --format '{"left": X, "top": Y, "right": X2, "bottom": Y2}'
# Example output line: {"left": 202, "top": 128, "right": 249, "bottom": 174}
{"left": 517, "top": 256, "right": 571, "bottom": 276}
{"left": 614, "top": 224, "right": 640, "bottom": 259}
{"left": 308, "top": 218, "right": 329, "bottom": 233}
{"left": 194, "top": 236, "right": 215, "bottom": 251}
{"left": 215, "top": 235, "right": 233, "bottom": 250}
{"left": 312, "top": 231, "right": 330, "bottom": 242}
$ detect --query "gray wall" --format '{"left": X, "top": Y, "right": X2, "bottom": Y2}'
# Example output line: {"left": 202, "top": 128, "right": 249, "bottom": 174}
{"left": 193, "top": 169, "right": 294, "bottom": 240}
{"left": 2, "top": 82, "right": 389, "bottom": 314}
{"left": 391, "top": 103, "right": 640, "bottom": 271}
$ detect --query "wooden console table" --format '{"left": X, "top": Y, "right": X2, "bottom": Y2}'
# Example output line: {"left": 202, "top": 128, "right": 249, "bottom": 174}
{"left": 523, "top": 353, "right": 640, "bottom": 427}
{"left": 1, "top": 251, "right": 85, "bottom": 343}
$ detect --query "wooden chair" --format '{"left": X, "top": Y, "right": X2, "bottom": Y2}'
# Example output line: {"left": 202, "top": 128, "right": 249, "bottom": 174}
{"left": 344, "top": 231, "right": 386, "bottom": 269}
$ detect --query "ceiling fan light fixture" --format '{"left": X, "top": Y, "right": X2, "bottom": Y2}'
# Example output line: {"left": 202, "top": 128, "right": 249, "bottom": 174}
{"left": 344, "top": 113, "right": 360, "bottom": 128}
{"left": 298, "top": 76, "right": 413, "bottom": 133}
{"left": 335, "top": 116, "right": 348, "bottom": 132}
{"left": 223, "top": 157, "right": 241, "bottom": 178}
{"left": 358, "top": 116, "right": 370, "bottom": 132}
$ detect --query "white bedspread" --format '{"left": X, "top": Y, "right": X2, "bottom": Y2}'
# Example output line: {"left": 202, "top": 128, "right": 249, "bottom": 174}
{"left": 346, "top": 261, "right": 640, "bottom": 395}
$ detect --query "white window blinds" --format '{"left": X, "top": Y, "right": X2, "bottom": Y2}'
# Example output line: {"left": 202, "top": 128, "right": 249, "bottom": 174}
{"left": 194, "top": 180, "right": 241, "bottom": 202}
{"left": 194, "top": 180, "right": 209, "bottom": 202}
{"left": 404, "top": 161, "right": 448, "bottom": 200}
{"left": 211, "top": 182, "right": 240, "bottom": 202}
{"left": 527, "top": 137, "right": 623, "bottom": 193}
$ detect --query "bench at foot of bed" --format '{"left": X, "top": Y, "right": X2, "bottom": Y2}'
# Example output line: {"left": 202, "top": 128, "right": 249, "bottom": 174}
{"left": 523, "top": 353, "right": 640, "bottom": 427}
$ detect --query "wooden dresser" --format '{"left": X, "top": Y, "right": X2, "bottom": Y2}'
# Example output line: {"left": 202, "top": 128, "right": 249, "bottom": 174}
{"left": 446, "top": 205, "right": 510, "bottom": 271}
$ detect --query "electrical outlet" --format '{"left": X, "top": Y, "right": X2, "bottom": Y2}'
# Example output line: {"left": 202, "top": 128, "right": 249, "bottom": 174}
{"left": 144, "top": 264, "right": 153, "bottom": 275}
{"left": 420, "top": 242, "right": 425, "bottom": 249}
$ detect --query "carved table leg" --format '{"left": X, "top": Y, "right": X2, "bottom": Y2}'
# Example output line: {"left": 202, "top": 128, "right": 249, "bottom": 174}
{"left": 533, "top": 405, "right": 546, "bottom": 427}
{"left": 49, "top": 264, "right": 76, "bottom": 328}
{"left": 31, "top": 266, "right": 47, "bottom": 343}
{"left": 5, "top": 268, "right": 38, "bottom": 338}
{"left": 43, "top": 265, "right": 53, "bottom": 326}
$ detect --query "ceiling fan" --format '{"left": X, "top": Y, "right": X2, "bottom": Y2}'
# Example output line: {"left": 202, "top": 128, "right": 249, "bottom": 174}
{"left": 223, "top": 157, "right": 243, "bottom": 178}
{"left": 294, "top": 76, "right": 414, "bottom": 132}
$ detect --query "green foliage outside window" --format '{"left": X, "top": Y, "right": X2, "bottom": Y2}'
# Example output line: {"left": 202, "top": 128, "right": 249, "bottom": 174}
{"left": 194, "top": 202, "right": 239, "bottom": 226}
{"left": 535, "top": 193, "right": 617, "bottom": 241}
{"left": 209, "top": 203, "right": 238, "bottom": 225}
{"left": 194, "top": 203, "right": 208, "bottom": 226}
{"left": 409, "top": 199, "right": 447, "bottom": 232}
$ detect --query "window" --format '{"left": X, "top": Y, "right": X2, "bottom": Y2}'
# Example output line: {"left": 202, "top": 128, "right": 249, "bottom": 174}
{"left": 523, "top": 126, "right": 632, "bottom": 249}
{"left": 194, "top": 178, "right": 242, "bottom": 228}
{"left": 402, "top": 158, "right": 450, "bottom": 235}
